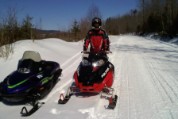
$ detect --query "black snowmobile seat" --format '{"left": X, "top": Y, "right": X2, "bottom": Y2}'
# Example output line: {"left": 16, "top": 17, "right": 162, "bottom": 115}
{"left": 17, "top": 59, "right": 41, "bottom": 73}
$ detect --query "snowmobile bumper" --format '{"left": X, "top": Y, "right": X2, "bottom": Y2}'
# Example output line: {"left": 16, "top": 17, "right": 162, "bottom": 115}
{"left": 77, "top": 82, "right": 104, "bottom": 93}
{"left": 0, "top": 92, "right": 28, "bottom": 102}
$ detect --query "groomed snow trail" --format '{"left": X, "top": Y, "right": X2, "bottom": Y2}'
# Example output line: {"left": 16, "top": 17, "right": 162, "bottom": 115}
{"left": 113, "top": 35, "right": 178, "bottom": 119}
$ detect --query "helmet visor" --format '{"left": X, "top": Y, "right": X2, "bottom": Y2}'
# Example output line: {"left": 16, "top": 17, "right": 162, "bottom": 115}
{"left": 93, "top": 22, "right": 100, "bottom": 28}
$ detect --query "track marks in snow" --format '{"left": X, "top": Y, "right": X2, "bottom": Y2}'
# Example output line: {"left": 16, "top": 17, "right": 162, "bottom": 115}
{"left": 42, "top": 52, "right": 82, "bottom": 102}
{"left": 143, "top": 52, "right": 178, "bottom": 119}
{"left": 112, "top": 36, "right": 177, "bottom": 119}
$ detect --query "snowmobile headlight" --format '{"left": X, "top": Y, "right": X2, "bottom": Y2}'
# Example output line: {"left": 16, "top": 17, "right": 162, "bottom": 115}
{"left": 92, "top": 59, "right": 105, "bottom": 67}
{"left": 82, "top": 59, "right": 91, "bottom": 66}
{"left": 92, "top": 62, "right": 98, "bottom": 67}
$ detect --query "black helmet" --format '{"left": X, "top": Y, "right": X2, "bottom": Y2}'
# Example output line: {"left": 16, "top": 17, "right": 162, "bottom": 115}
{"left": 92, "top": 17, "right": 102, "bottom": 28}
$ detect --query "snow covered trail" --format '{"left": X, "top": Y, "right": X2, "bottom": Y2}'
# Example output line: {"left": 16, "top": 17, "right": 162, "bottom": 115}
{"left": 114, "top": 36, "right": 178, "bottom": 119}
{"left": 0, "top": 35, "right": 178, "bottom": 119}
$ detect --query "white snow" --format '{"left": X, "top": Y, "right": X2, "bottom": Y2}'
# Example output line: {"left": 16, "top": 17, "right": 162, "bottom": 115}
{"left": 0, "top": 35, "right": 178, "bottom": 119}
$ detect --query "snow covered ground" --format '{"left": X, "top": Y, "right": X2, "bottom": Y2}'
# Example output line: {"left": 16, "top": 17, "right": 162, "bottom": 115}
{"left": 0, "top": 35, "right": 178, "bottom": 119}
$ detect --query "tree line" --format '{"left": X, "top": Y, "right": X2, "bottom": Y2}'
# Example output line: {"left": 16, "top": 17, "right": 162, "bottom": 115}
{"left": 1, "top": 1, "right": 178, "bottom": 58}
{"left": 1, "top": 1, "right": 178, "bottom": 44}
{"left": 105, "top": 0, "right": 178, "bottom": 37}
{"left": 0, "top": 8, "right": 42, "bottom": 57}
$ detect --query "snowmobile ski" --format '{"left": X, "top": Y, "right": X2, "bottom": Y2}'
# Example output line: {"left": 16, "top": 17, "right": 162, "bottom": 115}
{"left": 20, "top": 100, "right": 45, "bottom": 116}
{"left": 20, "top": 93, "right": 44, "bottom": 116}
{"left": 58, "top": 94, "right": 71, "bottom": 104}
{"left": 107, "top": 95, "right": 118, "bottom": 109}
{"left": 100, "top": 87, "right": 118, "bottom": 109}
{"left": 58, "top": 87, "right": 73, "bottom": 104}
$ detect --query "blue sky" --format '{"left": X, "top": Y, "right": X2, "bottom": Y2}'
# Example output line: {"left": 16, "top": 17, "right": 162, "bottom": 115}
{"left": 0, "top": 0, "right": 137, "bottom": 30}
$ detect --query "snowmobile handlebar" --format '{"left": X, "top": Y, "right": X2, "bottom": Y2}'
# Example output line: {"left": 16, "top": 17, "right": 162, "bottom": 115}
{"left": 81, "top": 51, "right": 112, "bottom": 54}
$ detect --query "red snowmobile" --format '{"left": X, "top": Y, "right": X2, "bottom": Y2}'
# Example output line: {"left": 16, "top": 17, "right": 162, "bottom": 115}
{"left": 58, "top": 51, "right": 118, "bottom": 109}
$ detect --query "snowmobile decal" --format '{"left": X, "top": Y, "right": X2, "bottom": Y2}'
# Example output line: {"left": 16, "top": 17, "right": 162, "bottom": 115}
{"left": 41, "top": 75, "right": 54, "bottom": 85}
{"left": 101, "top": 67, "right": 110, "bottom": 78}
{"left": 8, "top": 78, "right": 28, "bottom": 89}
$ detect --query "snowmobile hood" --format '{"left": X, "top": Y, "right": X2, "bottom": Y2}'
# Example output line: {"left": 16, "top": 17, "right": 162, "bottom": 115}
{"left": 4, "top": 71, "right": 36, "bottom": 89}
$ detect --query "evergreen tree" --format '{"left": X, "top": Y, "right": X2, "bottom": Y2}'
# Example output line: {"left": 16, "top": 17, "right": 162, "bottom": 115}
{"left": 21, "top": 15, "right": 33, "bottom": 39}
{"left": 71, "top": 20, "right": 80, "bottom": 40}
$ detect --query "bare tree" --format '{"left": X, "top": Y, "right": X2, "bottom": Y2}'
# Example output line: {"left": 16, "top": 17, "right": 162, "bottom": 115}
{"left": 4, "top": 7, "right": 19, "bottom": 42}
{"left": 0, "top": 7, "right": 19, "bottom": 58}
{"left": 78, "top": 4, "right": 102, "bottom": 40}
{"left": 86, "top": 4, "right": 102, "bottom": 22}
{"left": 79, "top": 17, "right": 90, "bottom": 39}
